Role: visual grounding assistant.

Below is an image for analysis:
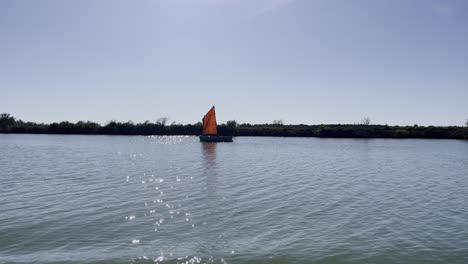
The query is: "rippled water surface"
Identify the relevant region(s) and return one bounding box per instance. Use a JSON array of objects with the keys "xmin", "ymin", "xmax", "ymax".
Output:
[{"xmin": 1, "ymin": 134, "xmax": 468, "ymax": 264}]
